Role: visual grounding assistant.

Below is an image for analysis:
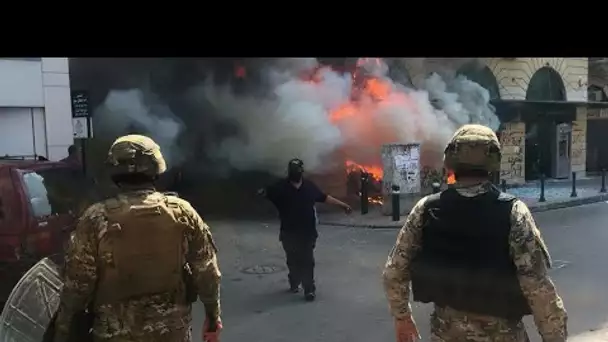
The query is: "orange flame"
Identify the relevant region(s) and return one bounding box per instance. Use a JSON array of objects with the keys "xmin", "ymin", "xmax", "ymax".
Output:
[
  {"xmin": 329, "ymin": 58, "xmax": 406, "ymax": 179},
  {"xmin": 357, "ymin": 192, "xmax": 384, "ymax": 205},
  {"xmin": 447, "ymin": 170, "xmax": 456, "ymax": 185},
  {"xmin": 345, "ymin": 160, "xmax": 383, "ymax": 181},
  {"xmin": 364, "ymin": 78, "xmax": 391, "ymax": 101},
  {"xmin": 306, "ymin": 58, "xmax": 422, "ymax": 183}
]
